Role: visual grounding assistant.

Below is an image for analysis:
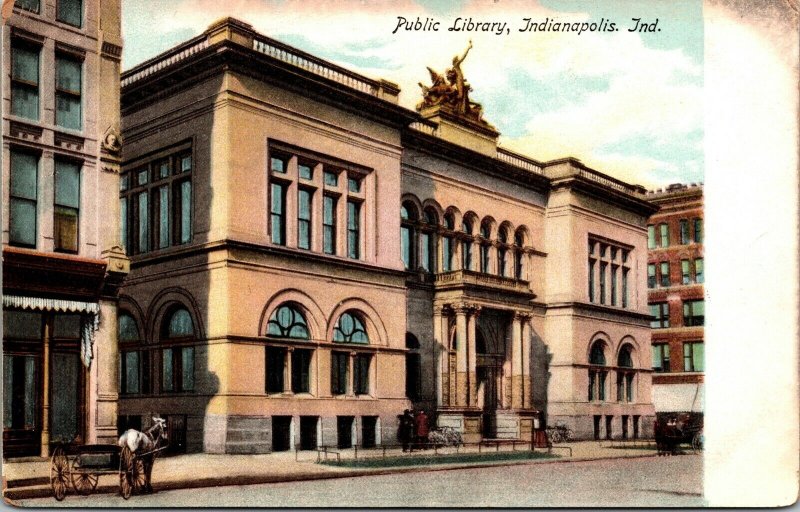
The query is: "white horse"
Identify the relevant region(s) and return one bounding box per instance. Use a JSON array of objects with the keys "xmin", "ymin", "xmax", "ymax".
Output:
[{"xmin": 118, "ymin": 417, "xmax": 168, "ymax": 493}]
